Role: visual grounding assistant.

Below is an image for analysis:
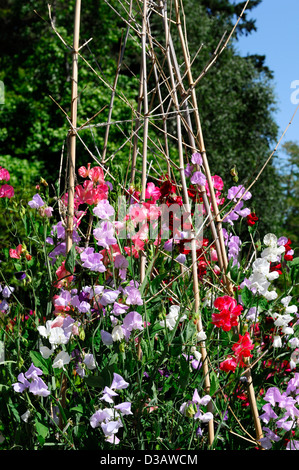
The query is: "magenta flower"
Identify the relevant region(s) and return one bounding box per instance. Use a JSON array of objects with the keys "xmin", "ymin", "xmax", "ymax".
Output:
[
  {"xmin": 0, "ymin": 184, "xmax": 14, "ymax": 198},
  {"xmin": 0, "ymin": 166, "xmax": 10, "ymax": 181}
]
